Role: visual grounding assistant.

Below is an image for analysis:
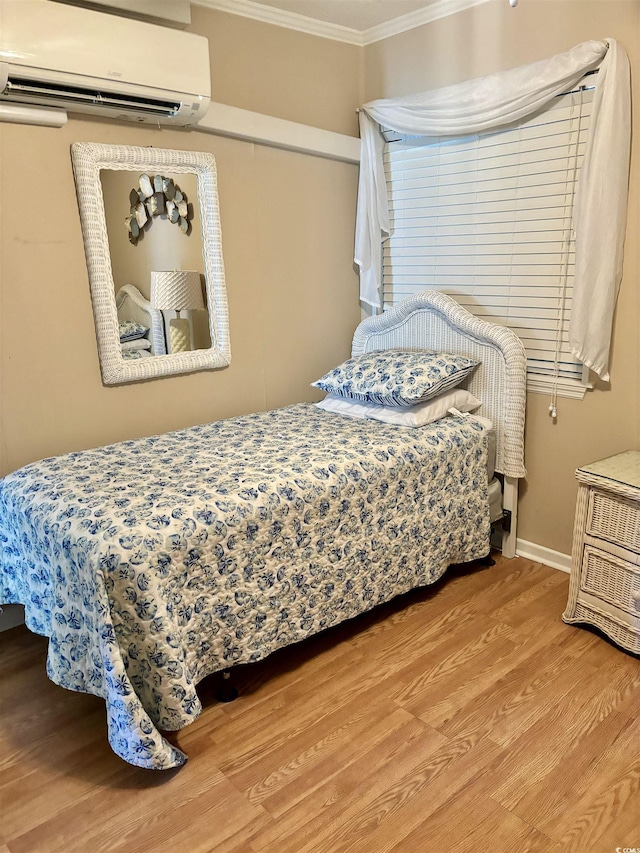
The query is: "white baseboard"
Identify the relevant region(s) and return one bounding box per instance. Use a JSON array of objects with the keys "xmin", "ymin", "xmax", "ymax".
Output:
[{"xmin": 516, "ymin": 539, "xmax": 571, "ymax": 573}]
